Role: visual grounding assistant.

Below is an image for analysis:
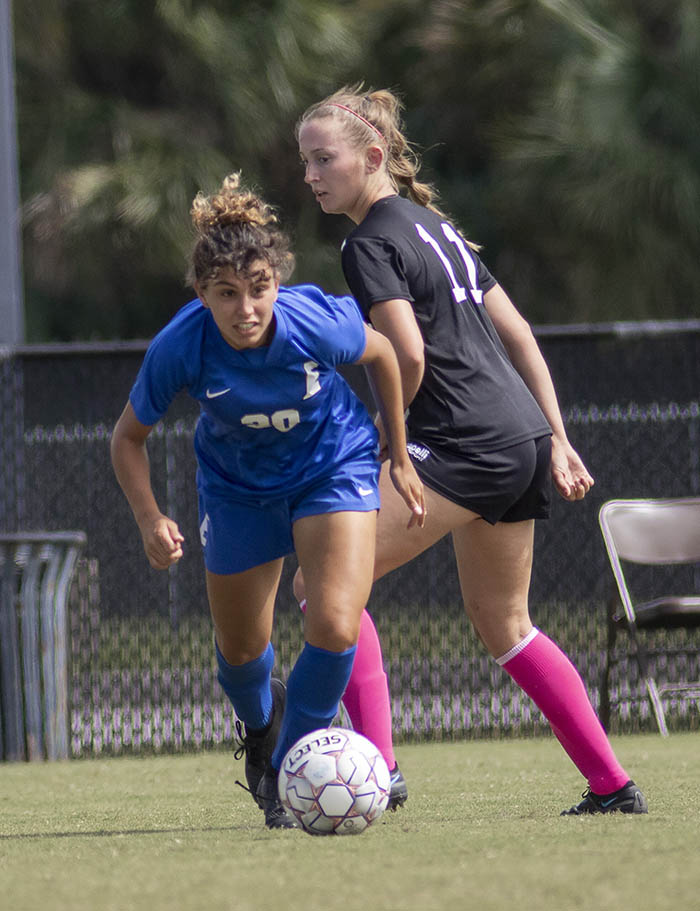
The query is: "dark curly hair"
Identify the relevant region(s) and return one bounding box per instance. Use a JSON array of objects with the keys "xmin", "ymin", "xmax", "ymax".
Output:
[{"xmin": 187, "ymin": 173, "xmax": 294, "ymax": 287}]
